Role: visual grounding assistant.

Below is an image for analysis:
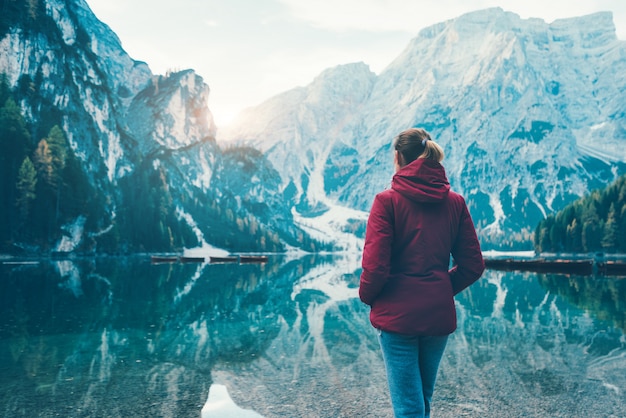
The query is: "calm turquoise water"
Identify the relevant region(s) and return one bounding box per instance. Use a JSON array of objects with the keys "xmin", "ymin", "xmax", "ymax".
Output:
[{"xmin": 1, "ymin": 255, "xmax": 625, "ymax": 417}]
